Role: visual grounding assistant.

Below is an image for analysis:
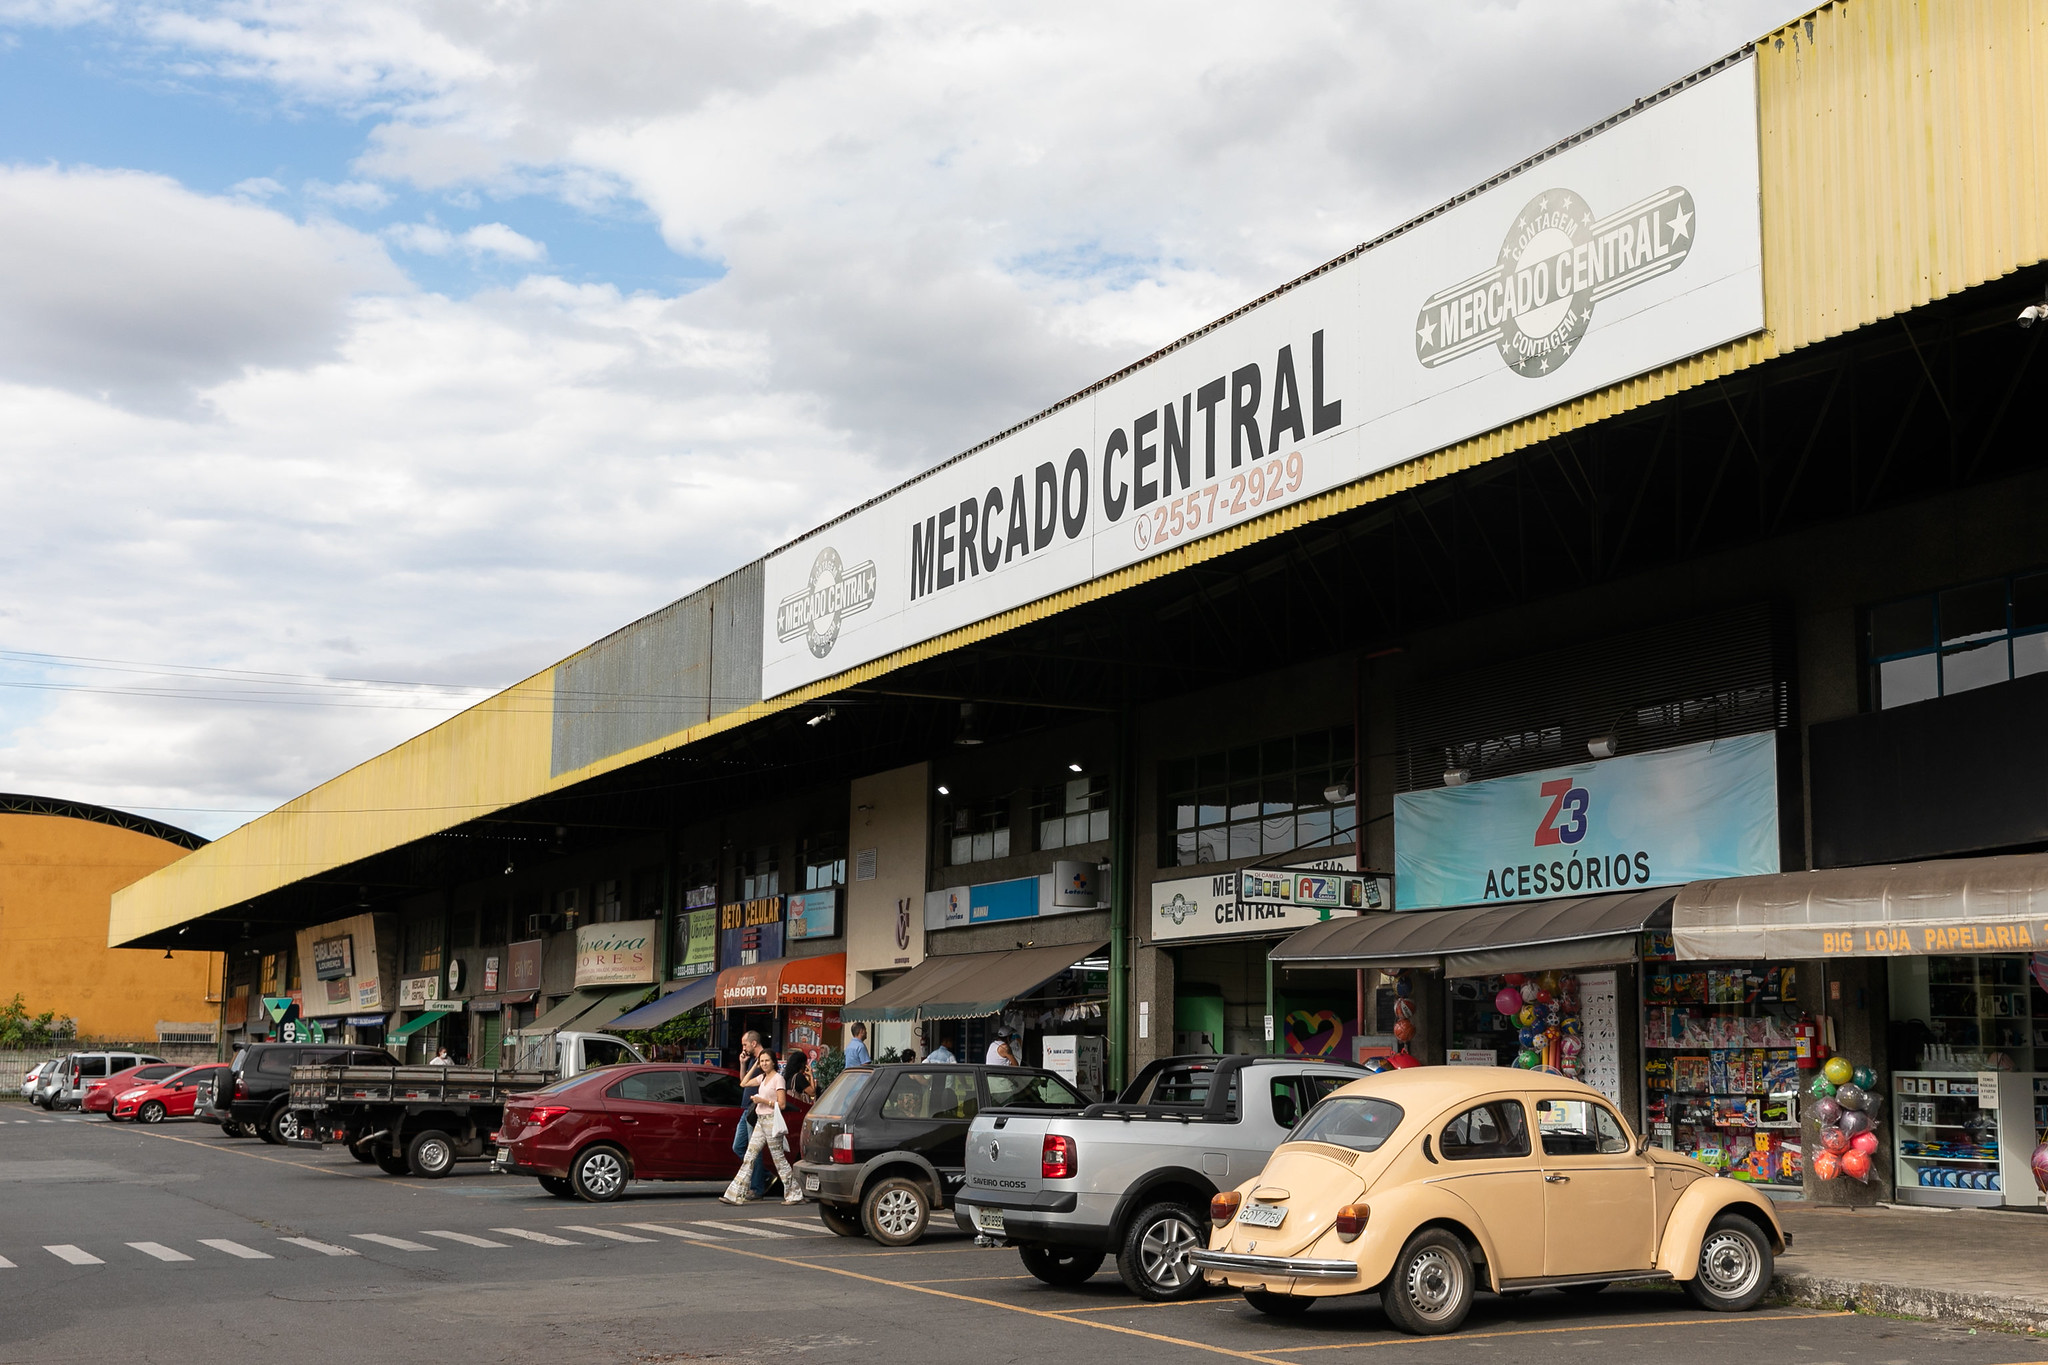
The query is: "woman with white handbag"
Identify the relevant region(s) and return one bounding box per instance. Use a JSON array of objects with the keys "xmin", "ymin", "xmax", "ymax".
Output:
[{"xmin": 721, "ymin": 1047, "xmax": 802, "ymax": 1205}]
